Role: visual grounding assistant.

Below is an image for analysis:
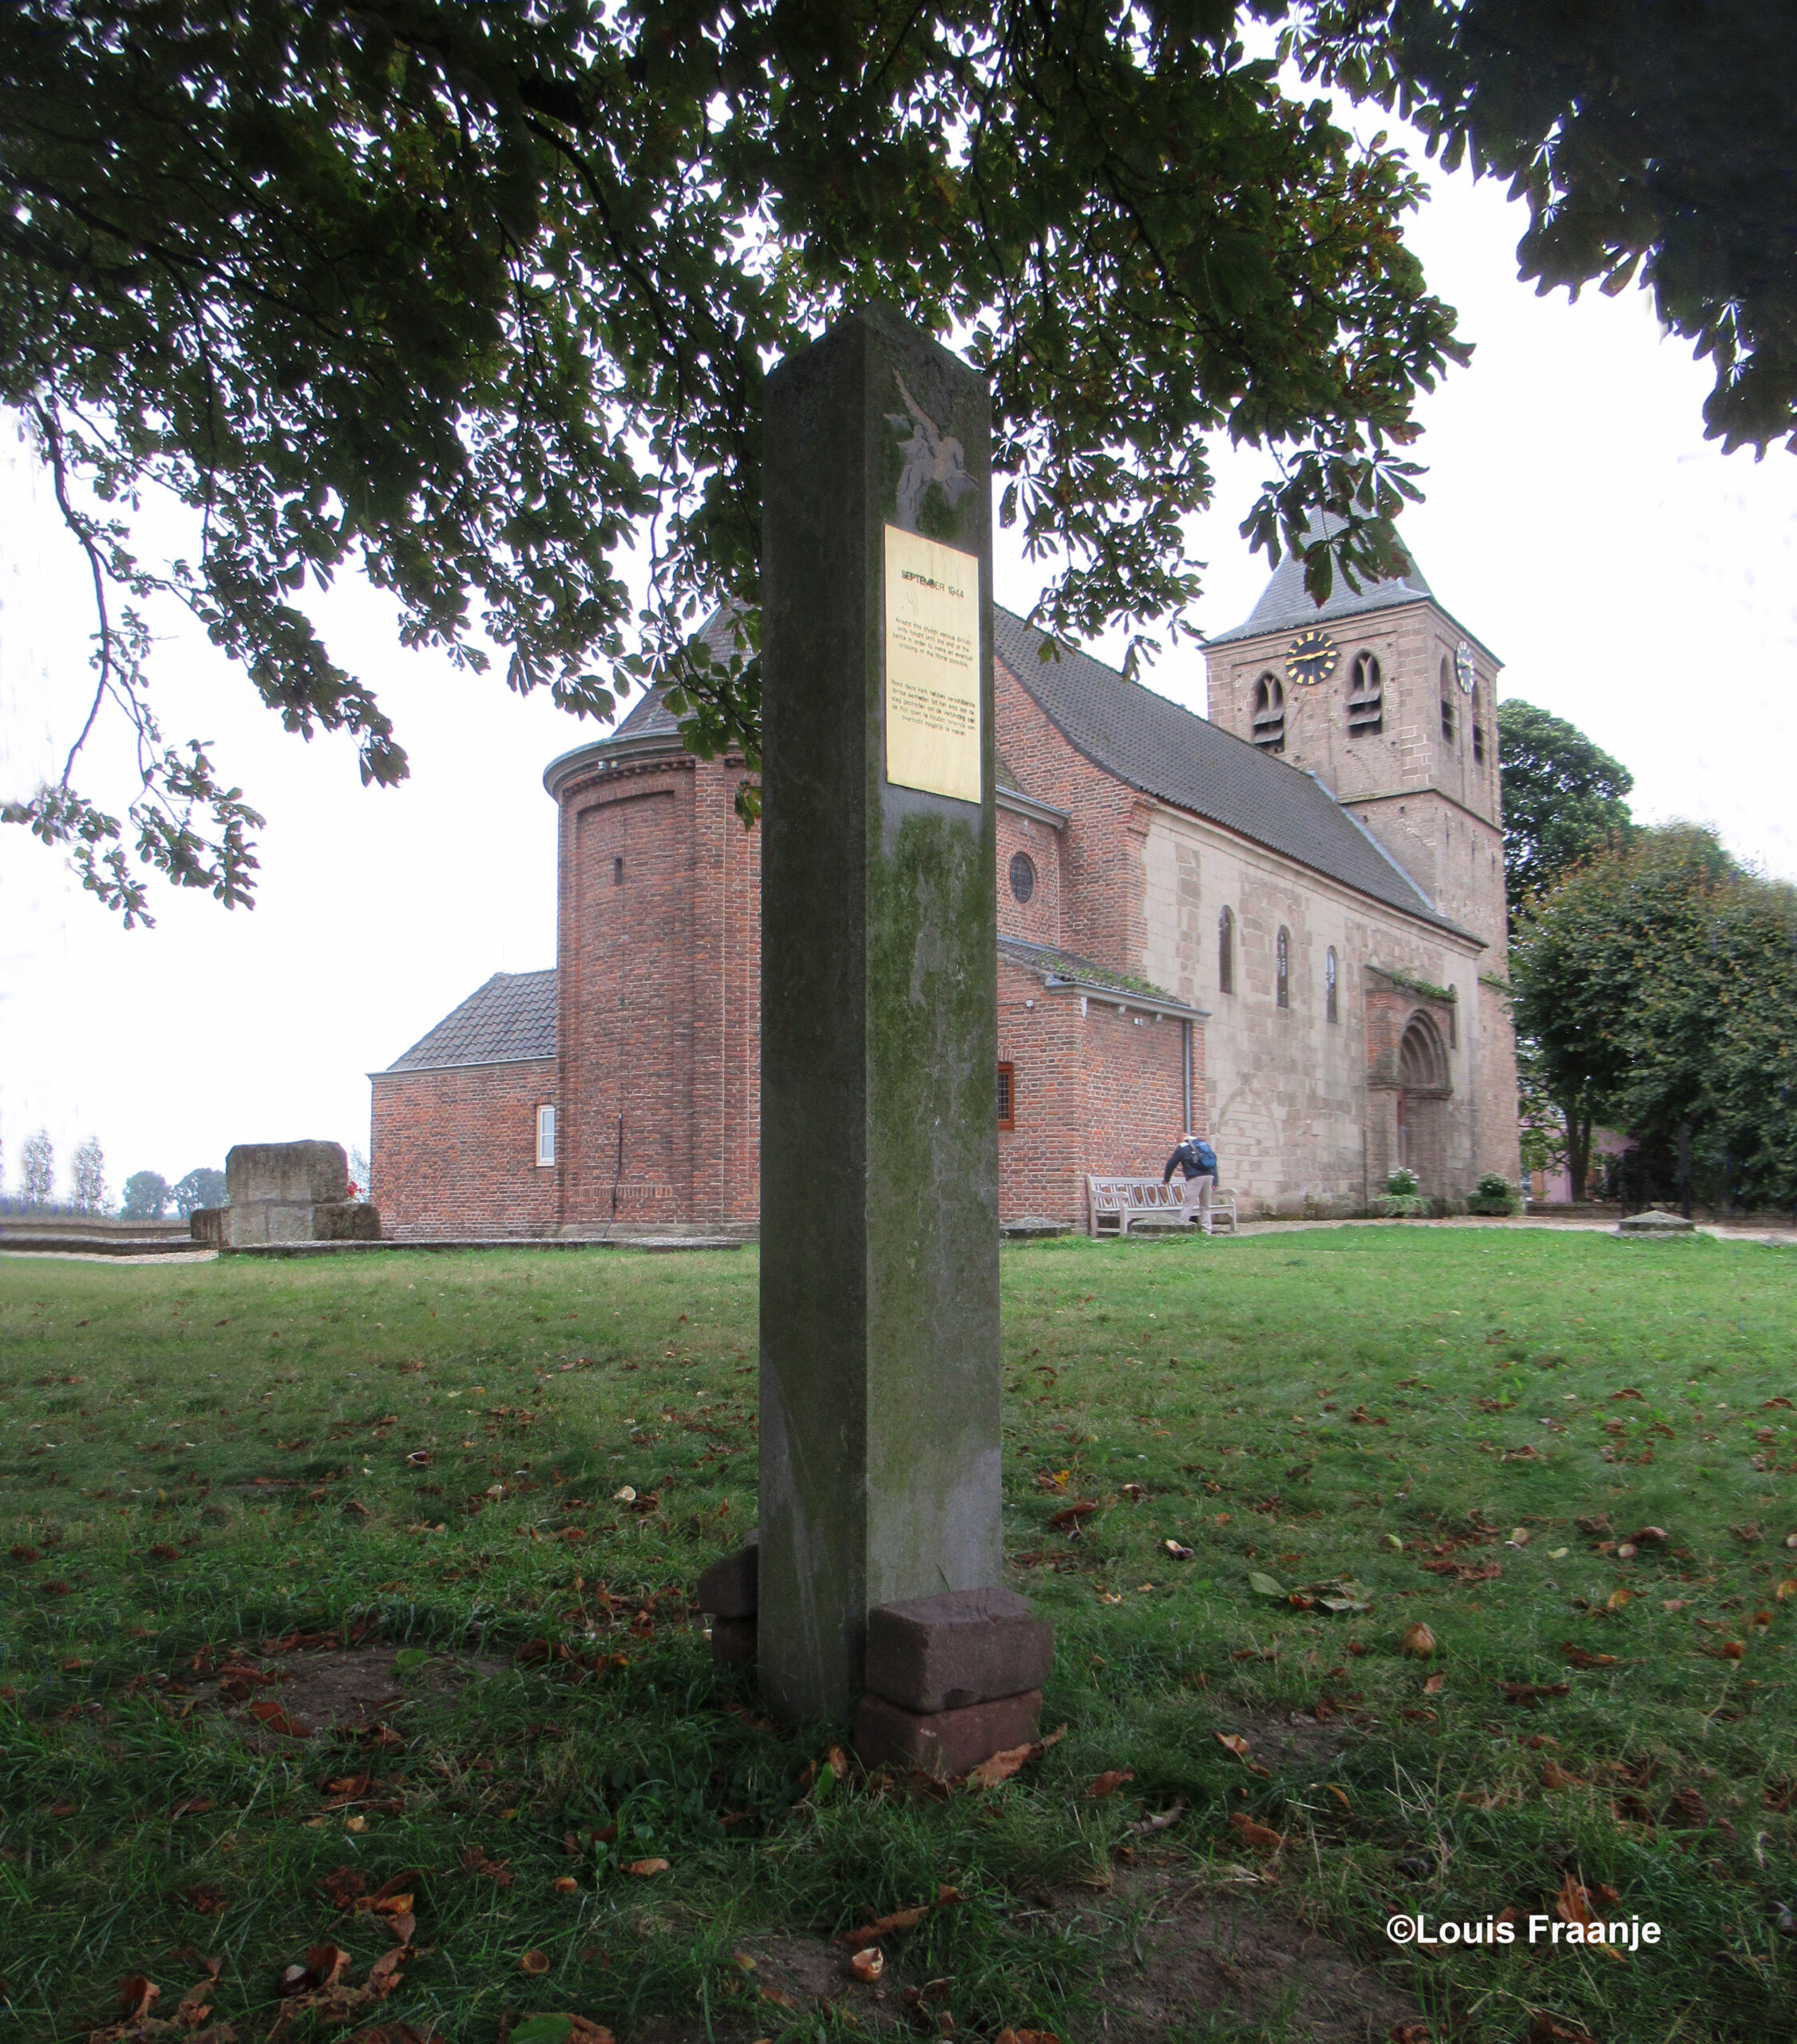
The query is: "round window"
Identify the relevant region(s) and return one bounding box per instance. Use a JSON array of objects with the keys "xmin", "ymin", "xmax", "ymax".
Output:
[{"xmin": 1008, "ymin": 851, "xmax": 1037, "ymax": 905}]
